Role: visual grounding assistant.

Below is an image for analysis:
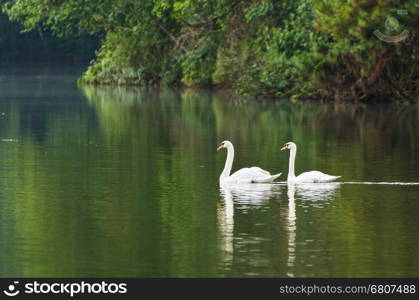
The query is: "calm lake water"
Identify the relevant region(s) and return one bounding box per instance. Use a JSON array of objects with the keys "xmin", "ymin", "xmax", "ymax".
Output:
[{"xmin": 0, "ymin": 65, "xmax": 418, "ymax": 277}]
